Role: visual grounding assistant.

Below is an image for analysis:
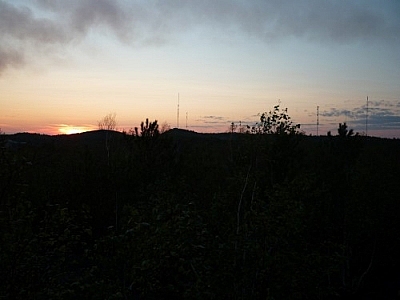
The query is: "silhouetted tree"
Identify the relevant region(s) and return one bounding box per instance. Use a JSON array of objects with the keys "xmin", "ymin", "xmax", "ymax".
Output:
[
  {"xmin": 133, "ymin": 118, "xmax": 159, "ymax": 138},
  {"xmin": 97, "ymin": 113, "xmax": 118, "ymax": 167},
  {"xmin": 338, "ymin": 122, "xmax": 354, "ymax": 137},
  {"xmin": 123, "ymin": 119, "xmax": 176, "ymax": 192},
  {"xmin": 98, "ymin": 113, "xmax": 117, "ymax": 130},
  {"xmin": 251, "ymin": 104, "xmax": 302, "ymax": 135}
]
